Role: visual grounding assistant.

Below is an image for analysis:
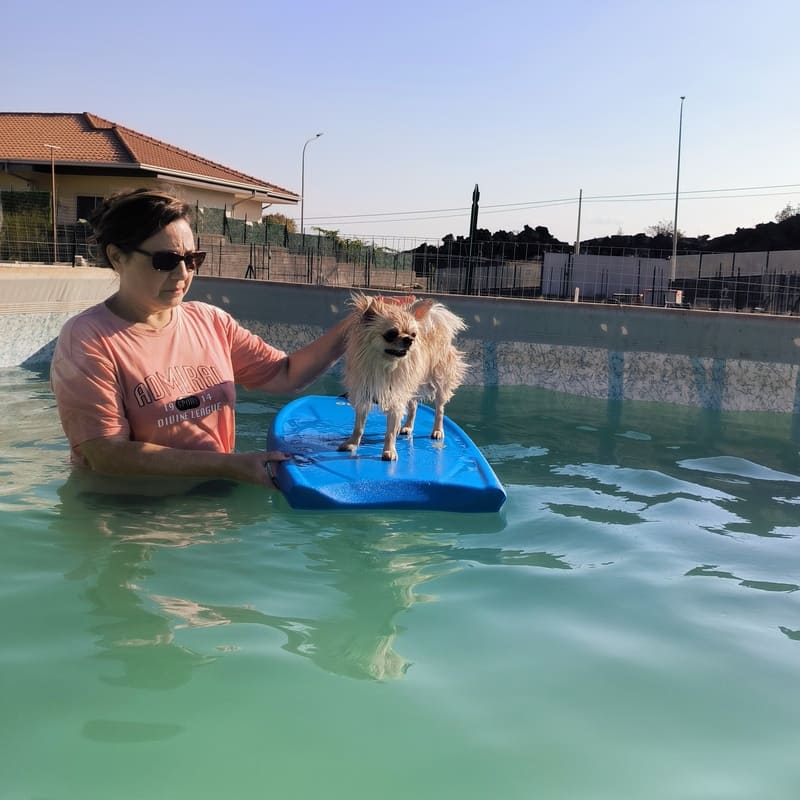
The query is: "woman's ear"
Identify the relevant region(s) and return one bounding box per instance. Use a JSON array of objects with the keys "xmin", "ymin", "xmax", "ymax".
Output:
[{"xmin": 105, "ymin": 244, "xmax": 124, "ymax": 270}]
